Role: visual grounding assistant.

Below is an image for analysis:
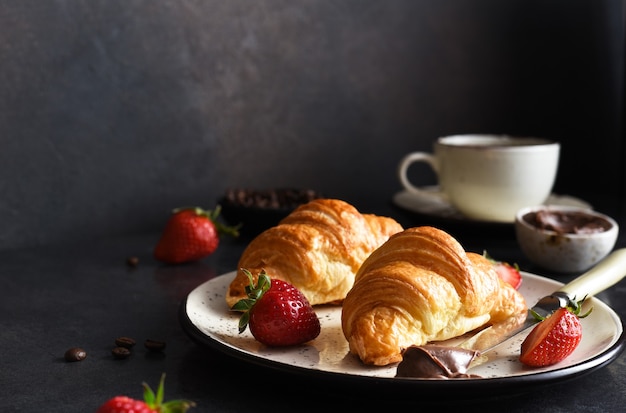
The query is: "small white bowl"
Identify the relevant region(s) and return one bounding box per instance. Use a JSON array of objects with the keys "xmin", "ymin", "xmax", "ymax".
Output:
[{"xmin": 515, "ymin": 206, "xmax": 619, "ymax": 273}]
